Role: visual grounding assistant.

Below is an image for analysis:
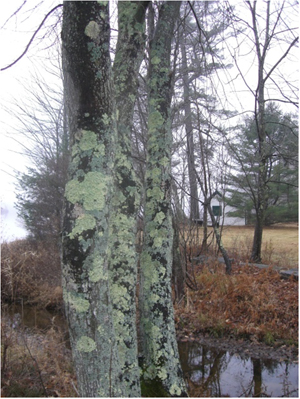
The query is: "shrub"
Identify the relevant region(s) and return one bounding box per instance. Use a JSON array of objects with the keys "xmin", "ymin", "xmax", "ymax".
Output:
[{"xmin": 1, "ymin": 239, "xmax": 62, "ymax": 308}]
